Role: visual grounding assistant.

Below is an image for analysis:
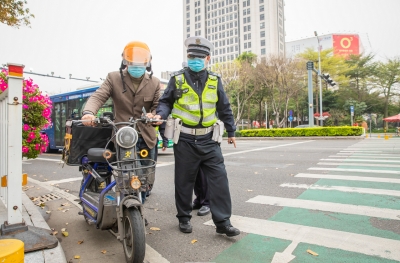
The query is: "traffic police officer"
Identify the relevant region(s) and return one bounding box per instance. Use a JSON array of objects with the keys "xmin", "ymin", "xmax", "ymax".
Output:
[{"xmin": 155, "ymin": 36, "xmax": 240, "ymax": 237}]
